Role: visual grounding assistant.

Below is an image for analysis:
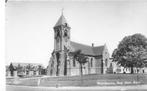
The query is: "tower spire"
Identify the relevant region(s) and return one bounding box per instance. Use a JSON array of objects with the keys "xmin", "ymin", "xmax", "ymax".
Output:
[
  {"xmin": 54, "ymin": 8, "xmax": 69, "ymax": 27},
  {"xmin": 61, "ymin": 8, "xmax": 64, "ymax": 16}
]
